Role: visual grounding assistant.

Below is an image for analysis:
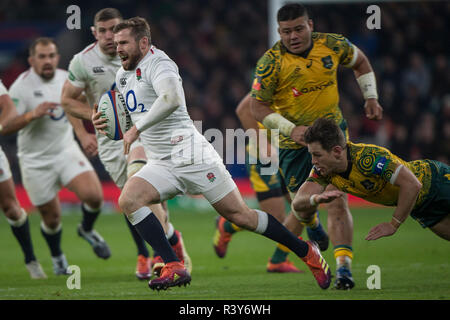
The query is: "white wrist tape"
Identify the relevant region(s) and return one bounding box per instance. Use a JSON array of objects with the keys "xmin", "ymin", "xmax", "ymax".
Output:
[
  {"xmin": 309, "ymin": 194, "xmax": 318, "ymax": 206},
  {"xmin": 357, "ymin": 71, "xmax": 378, "ymax": 100},
  {"xmin": 262, "ymin": 113, "xmax": 296, "ymax": 137}
]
